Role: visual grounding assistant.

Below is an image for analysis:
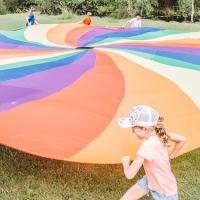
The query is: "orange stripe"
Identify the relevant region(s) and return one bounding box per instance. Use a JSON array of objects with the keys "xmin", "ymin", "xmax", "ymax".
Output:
[
  {"xmin": 47, "ymin": 24, "xmax": 90, "ymax": 46},
  {"xmin": 0, "ymin": 49, "xmax": 72, "ymax": 60},
  {"xmin": 65, "ymin": 26, "xmax": 95, "ymax": 46},
  {"xmin": 69, "ymin": 50, "xmax": 200, "ymax": 163},
  {"xmin": 0, "ymin": 50, "xmax": 124, "ymax": 160}
]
